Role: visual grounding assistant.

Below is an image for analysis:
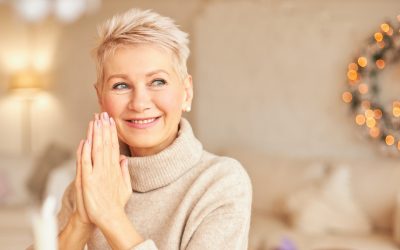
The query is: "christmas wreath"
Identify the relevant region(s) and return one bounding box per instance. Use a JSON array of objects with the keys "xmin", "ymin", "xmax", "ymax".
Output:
[{"xmin": 342, "ymin": 15, "xmax": 400, "ymax": 155}]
